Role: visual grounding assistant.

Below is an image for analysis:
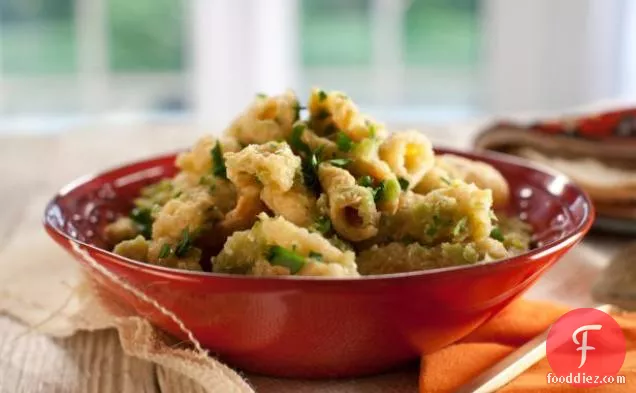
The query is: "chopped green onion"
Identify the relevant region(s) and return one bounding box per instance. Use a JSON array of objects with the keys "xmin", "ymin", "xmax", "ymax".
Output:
[
  {"xmin": 358, "ymin": 175, "xmax": 374, "ymax": 188},
  {"xmin": 376, "ymin": 178, "xmax": 400, "ymax": 203},
  {"xmin": 426, "ymin": 215, "xmax": 442, "ymax": 237},
  {"xmin": 368, "ymin": 123, "xmax": 377, "ymax": 138},
  {"xmin": 174, "ymin": 228, "xmax": 193, "ymax": 257},
  {"xmin": 336, "ymin": 132, "xmax": 353, "ymax": 152},
  {"xmin": 158, "ymin": 243, "xmax": 171, "ymax": 259},
  {"xmin": 328, "ymin": 158, "xmax": 351, "ymax": 168},
  {"xmin": 440, "ymin": 176, "xmax": 452, "ymax": 185},
  {"xmin": 308, "ymin": 251, "xmax": 323, "ymax": 261},
  {"xmin": 317, "ymin": 90, "xmax": 327, "ymax": 101},
  {"xmin": 211, "ymin": 142, "xmax": 227, "ymax": 179},
  {"xmin": 290, "ymin": 124, "xmax": 312, "ymax": 155},
  {"xmin": 301, "ymin": 153, "xmax": 320, "ymax": 194},
  {"xmin": 314, "ymin": 144, "xmax": 326, "ymax": 160},
  {"xmin": 256, "ymin": 93, "xmax": 267, "ymax": 99},
  {"xmin": 398, "ymin": 177, "xmax": 410, "ymax": 190},
  {"xmin": 452, "ymin": 216, "xmax": 468, "ymax": 237},
  {"xmin": 372, "ymin": 181, "xmax": 385, "ymax": 202},
  {"xmin": 490, "ymin": 227, "xmax": 505, "ymax": 242},
  {"xmin": 313, "ymin": 216, "xmax": 332, "ymax": 234},
  {"xmin": 129, "ymin": 207, "xmax": 153, "ymax": 239},
  {"xmin": 267, "ymin": 245, "xmax": 305, "ymax": 274}
]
